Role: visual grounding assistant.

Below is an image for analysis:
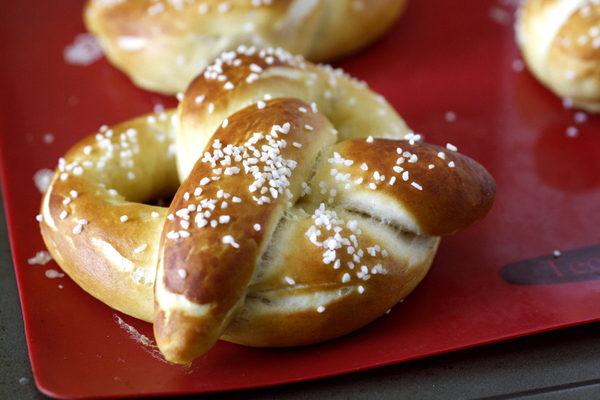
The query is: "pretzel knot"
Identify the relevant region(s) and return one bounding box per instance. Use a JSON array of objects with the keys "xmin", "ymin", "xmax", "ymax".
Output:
[{"xmin": 39, "ymin": 48, "xmax": 496, "ymax": 365}]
